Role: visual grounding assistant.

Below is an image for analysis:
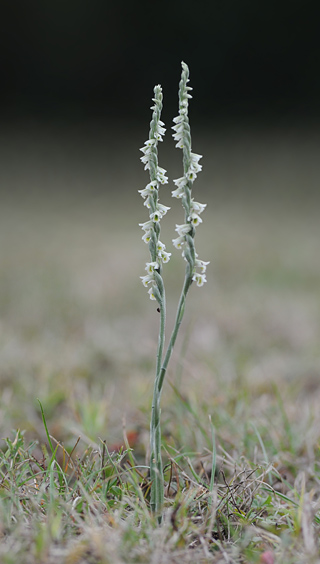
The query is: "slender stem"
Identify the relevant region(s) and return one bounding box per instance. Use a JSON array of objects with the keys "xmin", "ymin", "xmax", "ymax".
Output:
[
  {"xmin": 156, "ymin": 279, "xmax": 166, "ymax": 380},
  {"xmin": 150, "ymin": 267, "xmax": 192, "ymax": 518},
  {"xmin": 150, "ymin": 286, "xmax": 166, "ymax": 517},
  {"xmin": 157, "ymin": 268, "xmax": 192, "ymax": 396},
  {"xmin": 149, "ymin": 390, "xmax": 163, "ymax": 516}
]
